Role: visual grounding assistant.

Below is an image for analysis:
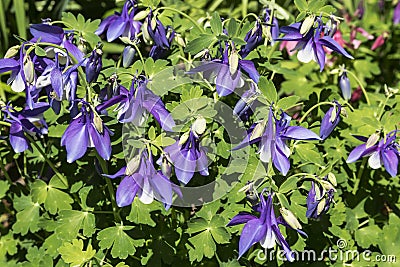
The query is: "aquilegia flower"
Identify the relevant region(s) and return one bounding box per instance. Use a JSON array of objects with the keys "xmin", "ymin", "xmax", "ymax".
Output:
[
  {"xmin": 346, "ymin": 131, "xmax": 400, "ymax": 177},
  {"xmin": 227, "ymin": 191, "xmax": 295, "ymax": 261},
  {"xmin": 61, "ymin": 101, "xmax": 112, "ymax": 163},
  {"xmin": 2, "ymin": 102, "xmax": 49, "ymax": 153},
  {"xmin": 163, "ymin": 117, "xmax": 209, "ymax": 185},
  {"xmin": 104, "ymin": 150, "xmax": 181, "ymax": 209},
  {"xmin": 96, "ymin": 77, "xmax": 175, "ymax": 131},
  {"xmin": 278, "ymin": 17, "xmax": 353, "ymax": 71},
  {"xmin": 306, "ymin": 179, "xmax": 335, "ymax": 219},
  {"xmin": 233, "ymin": 106, "xmax": 321, "ymax": 175},
  {"xmin": 319, "ymin": 101, "xmax": 342, "ymax": 140},
  {"xmin": 187, "ymin": 42, "xmax": 259, "ymax": 97},
  {"xmin": 95, "ymin": 0, "xmax": 142, "ymax": 42},
  {"xmin": 240, "ymin": 21, "xmax": 263, "ymax": 58}
]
